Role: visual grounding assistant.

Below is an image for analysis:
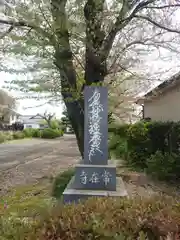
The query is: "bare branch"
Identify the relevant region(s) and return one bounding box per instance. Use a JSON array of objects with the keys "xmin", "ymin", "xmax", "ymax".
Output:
[
  {"xmin": 134, "ymin": 15, "xmax": 180, "ymax": 34},
  {"xmin": 0, "ymin": 25, "xmax": 13, "ymax": 39},
  {"xmin": 51, "ymin": 0, "xmax": 77, "ymax": 90},
  {"xmin": 38, "ymin": 1, "xmax": 52, "ymax": 30},
  {"xmin": 146, "ymin": 4, "xmax": 180, "ymax": 9},
  {"xmin": 0, "ymin": 18, "xmax": 54, "ymax": 41},
  {"xmin": 0, "ymin": 18, "xmax": 33, "ymax": 28},
  {"xmin": 99, "ymin": 0, "xmax": 155, "ymax": 61}
]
